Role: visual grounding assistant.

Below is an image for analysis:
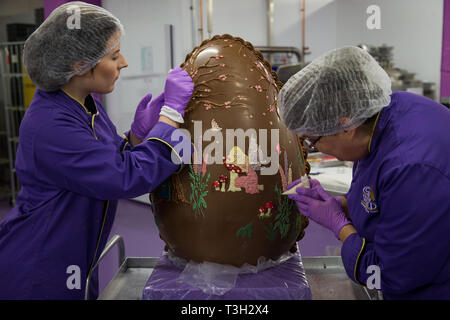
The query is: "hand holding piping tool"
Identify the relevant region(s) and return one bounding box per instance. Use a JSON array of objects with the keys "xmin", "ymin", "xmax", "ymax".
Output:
[{"xmin": 282, "ymin": 175, "xmax": 310, "ymax": 195}]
